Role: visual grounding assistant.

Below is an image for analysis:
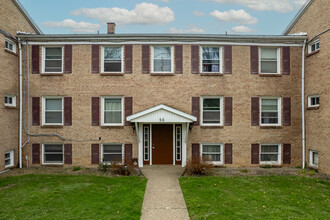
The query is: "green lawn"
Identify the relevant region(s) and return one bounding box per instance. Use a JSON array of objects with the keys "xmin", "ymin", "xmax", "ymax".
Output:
[
  {"xmin": 0, "ymin": 174, "xmax": 147, "ymax": 220},
  {"xmin": 180, "ymin": 176, "xmax": 330, "ymax": 219}
]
